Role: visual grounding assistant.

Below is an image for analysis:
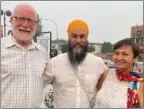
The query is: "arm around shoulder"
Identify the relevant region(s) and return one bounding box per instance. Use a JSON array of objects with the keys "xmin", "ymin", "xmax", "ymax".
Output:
[{"xmin": 96, "ymin": 69, "xmax": 110, "ymax": 91}]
